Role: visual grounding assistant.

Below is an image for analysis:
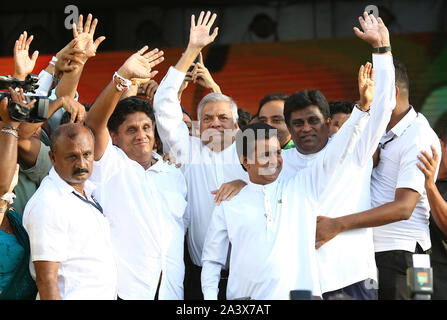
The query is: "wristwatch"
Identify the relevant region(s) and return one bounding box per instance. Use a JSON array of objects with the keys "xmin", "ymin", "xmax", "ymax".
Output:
[{"xmin": 373, "ymin": 46, "xmax": 392, "ymax": 54}]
